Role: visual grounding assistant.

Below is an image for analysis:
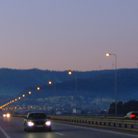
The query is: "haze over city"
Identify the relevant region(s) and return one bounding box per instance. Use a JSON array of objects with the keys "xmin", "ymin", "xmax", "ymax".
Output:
[{"xmin": 0, "ymin": 0, "xmax": 138, "ymax": 71}]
